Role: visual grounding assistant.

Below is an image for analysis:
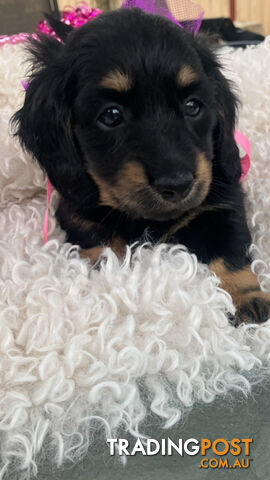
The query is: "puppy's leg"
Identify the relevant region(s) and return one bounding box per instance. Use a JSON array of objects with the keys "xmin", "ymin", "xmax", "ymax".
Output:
[
  {"xmin": 210, "ymin": 259, "xmax": 270, "ymax": 325},
  {"xmin": 57, "ymin": 198, "xmax": 126, "ymax": 264},
  {"xmin": 80, "ymin": 236, "xmax": 126, "ymax": 263}
]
